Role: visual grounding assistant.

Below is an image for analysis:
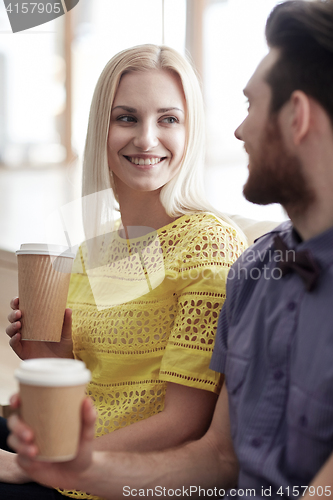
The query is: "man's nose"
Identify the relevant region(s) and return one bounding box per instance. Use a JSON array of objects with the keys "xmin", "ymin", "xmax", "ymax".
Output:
[
  {"xmin": 234, "ymin": 120, "xmax": 244, "ymax": 141},
  {"xmin": 133, "ymin": 122, "xmax": 159, "ymax": 151}
]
